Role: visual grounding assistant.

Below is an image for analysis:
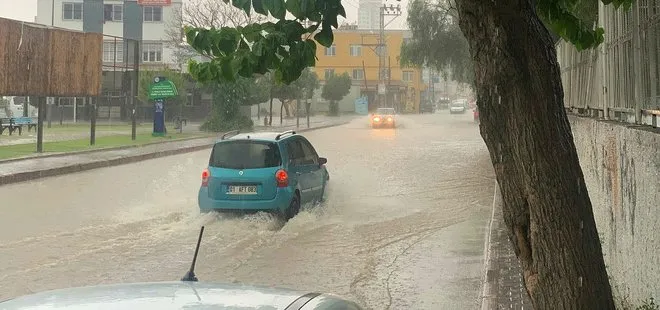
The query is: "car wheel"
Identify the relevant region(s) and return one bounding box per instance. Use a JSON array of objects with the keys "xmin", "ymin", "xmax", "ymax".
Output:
[{"xmin": 284, "ymin": 194, "xmax": 301, "ymax": 221}]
